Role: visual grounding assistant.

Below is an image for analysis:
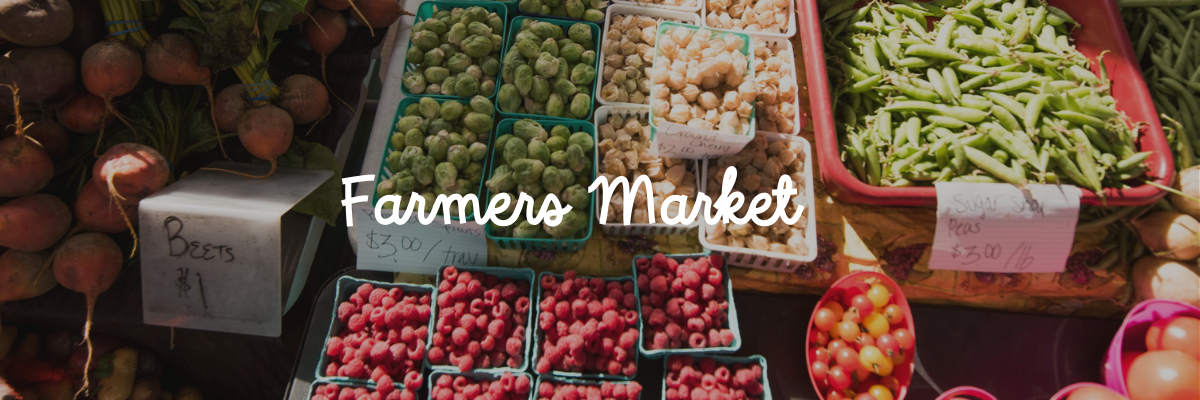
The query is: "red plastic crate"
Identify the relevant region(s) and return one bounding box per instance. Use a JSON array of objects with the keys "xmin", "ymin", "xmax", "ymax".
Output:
[{"xmin": 798, "ymin": 0, "xmax": 1176, "ymax": 207}]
